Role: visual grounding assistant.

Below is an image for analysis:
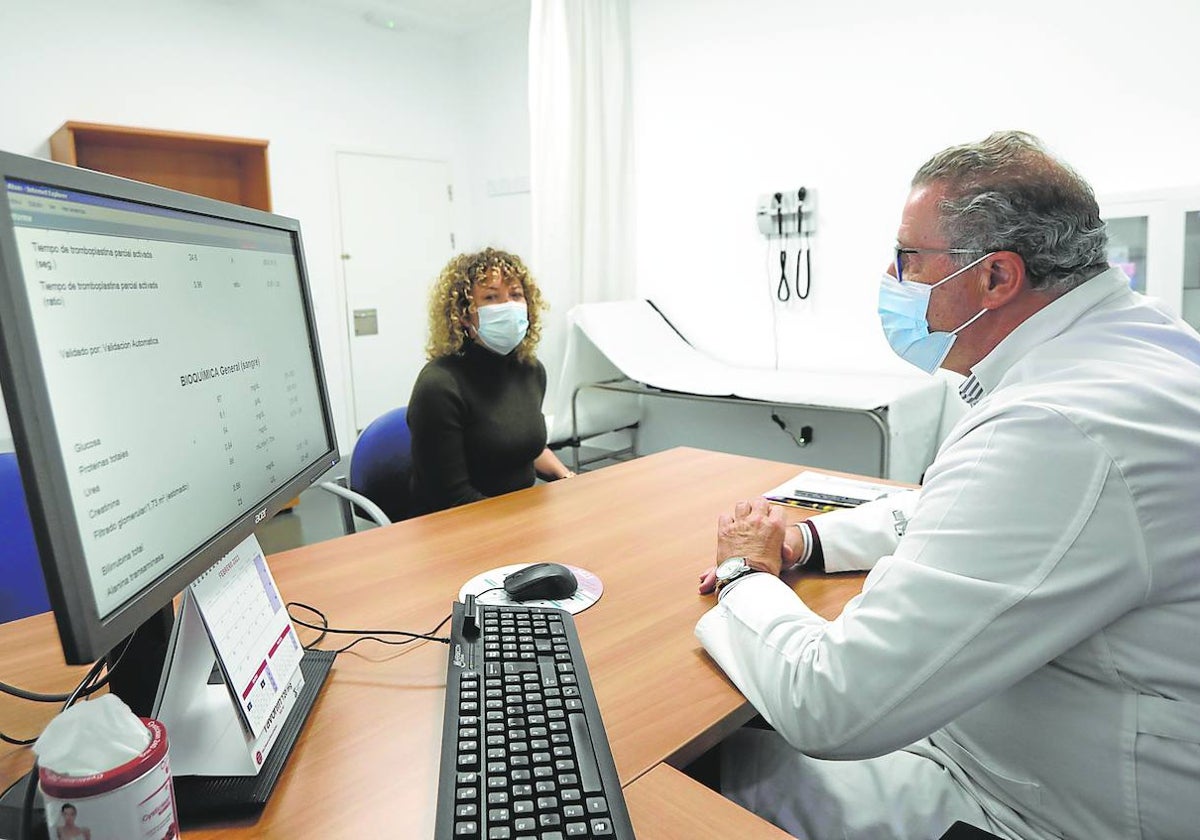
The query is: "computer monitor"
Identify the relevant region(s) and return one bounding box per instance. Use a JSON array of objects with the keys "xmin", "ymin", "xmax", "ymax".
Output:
[{"xmin": 0, "ymin": 151, "xmax": 339, "ymax": 673}]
